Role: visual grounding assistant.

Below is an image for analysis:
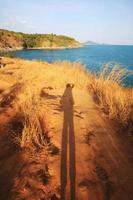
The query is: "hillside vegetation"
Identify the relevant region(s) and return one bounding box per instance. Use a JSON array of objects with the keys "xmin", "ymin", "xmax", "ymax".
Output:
[
  {"xmin": 0, "ymin": 29, "xmax": 81, "ymax": 51},
  {"xmin": 0, "ymin": 57, "xmax": 132, "ymax": 200}
]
